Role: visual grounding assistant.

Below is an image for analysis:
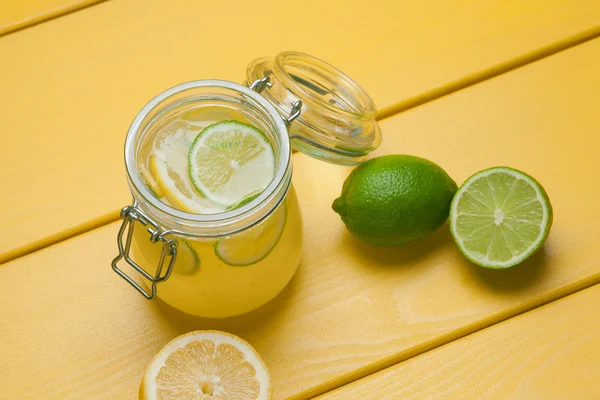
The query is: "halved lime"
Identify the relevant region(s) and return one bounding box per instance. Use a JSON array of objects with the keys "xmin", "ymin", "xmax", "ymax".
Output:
[
  {"xmin": 450, "ymin": 167, "xmax": 552, "ymax": 269},
  {"xmin": 174, "ymin": 240, "xmax": 200, "ymax": 275},
  {"xmin": 188, "ymin": 121, "xmax": 275, "ymax": 207},
  {"xmin": 215, "ymin": 204, "xmax": 286, "ymax": 267},
  {"xmin": 149, "ymin": 154, "xmax": 219, "ymax": 214}
]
